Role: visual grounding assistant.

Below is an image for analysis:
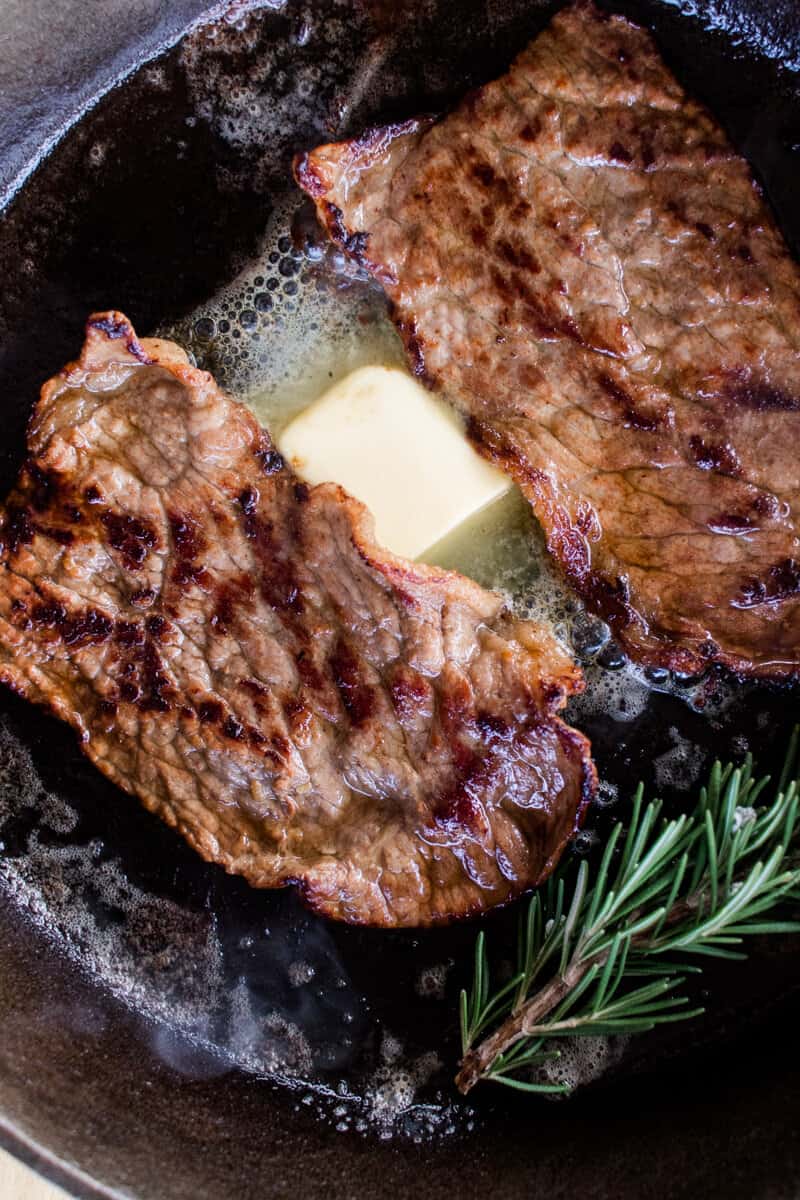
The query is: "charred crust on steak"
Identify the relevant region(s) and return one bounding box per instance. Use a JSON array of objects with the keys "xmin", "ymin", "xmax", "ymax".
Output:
[
  {"xmin": 688, "ymin": 435, "xmax": 742, "ymax": 476},
  {"xmin": 724, "ymin": 367, "xmax": 800, "ymax": 413},
  {"xmin": 597, "ymin": 372, "xmax": 663, "ymax": 432},
  {"xmin": 736, "ymin": 558, "xmax": 800, "ymax": 608},
  {"xmin": 28, "ymin": 599, "xmax": 114, "ymax": 649},
  {"xmin": 101, "ymin": 511, "xmax": 159, "ymax": 571},
  {"xmin": 87, "ymin": 313, "xmax": 152, "ymax": 363},
  {"xmin": 3, "ymin": 505, "xmax": 35, "ymax": 555},
  {"xmin": 329, "ymin": 638, "xmax": 376, "ymax": 726},
  {"xmin": 168, "ymin": 512, "xmax": 210, "ymax": 589}
]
